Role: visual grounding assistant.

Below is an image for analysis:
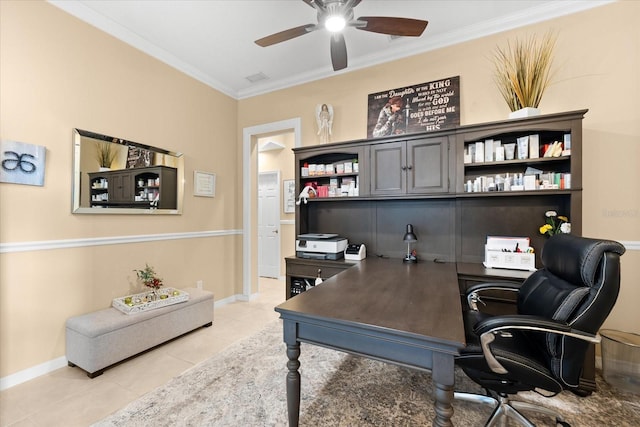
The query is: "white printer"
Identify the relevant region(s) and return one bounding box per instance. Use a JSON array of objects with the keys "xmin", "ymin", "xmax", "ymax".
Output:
[{"xmin": 296, "ymin": 233, "xmax": 348, "ymax": 260}]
